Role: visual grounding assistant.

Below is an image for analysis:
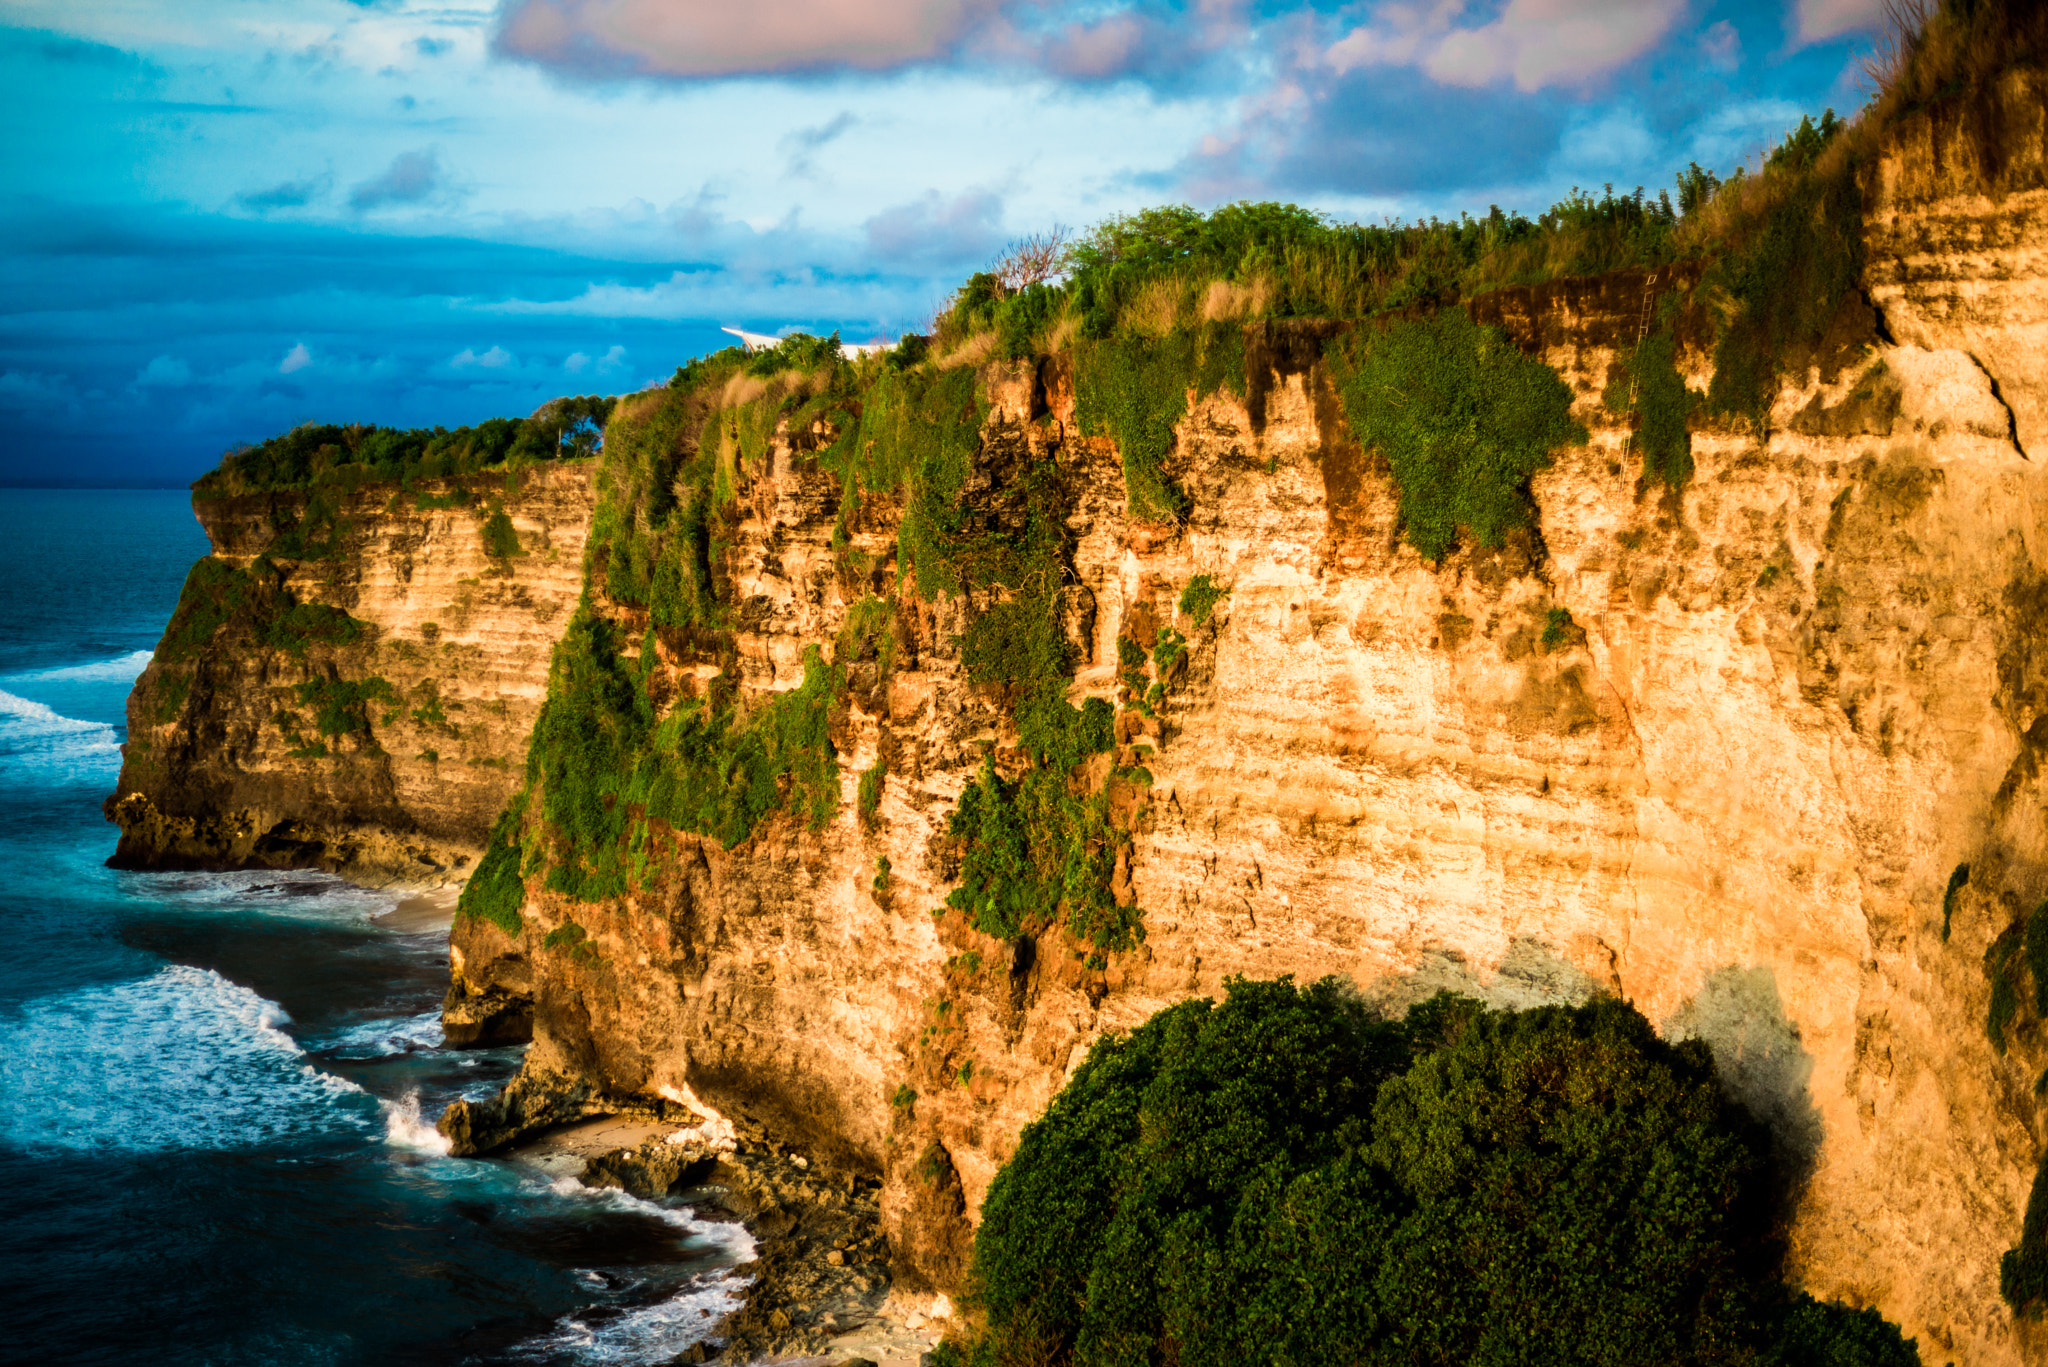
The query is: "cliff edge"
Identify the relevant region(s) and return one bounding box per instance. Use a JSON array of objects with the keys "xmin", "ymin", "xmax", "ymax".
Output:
[
  {"xmin": 435, "ymin": 69, "xmax": 2048, "ymax": 1365},
  {"xmin": 106, "ymin": 460, "xmax": 595, "ymax": 886}
]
